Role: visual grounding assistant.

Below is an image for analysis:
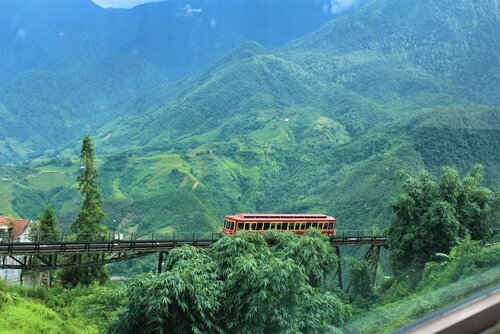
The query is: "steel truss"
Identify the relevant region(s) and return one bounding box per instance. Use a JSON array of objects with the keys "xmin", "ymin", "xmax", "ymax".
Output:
[
  {"xmin": 1, "ymin": 251, "xmax": 156, "ymax": 270},
  {"xmin": 342, "ymin": 244, "xmax": 387, "ymax": 292}
]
